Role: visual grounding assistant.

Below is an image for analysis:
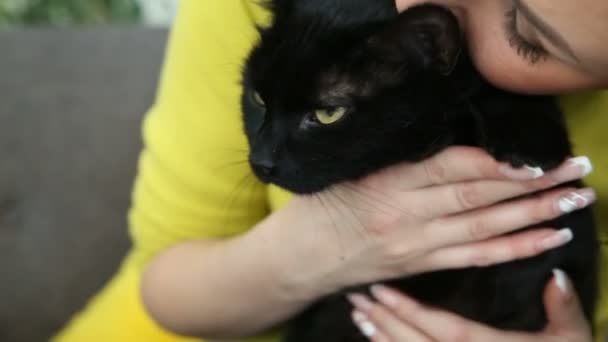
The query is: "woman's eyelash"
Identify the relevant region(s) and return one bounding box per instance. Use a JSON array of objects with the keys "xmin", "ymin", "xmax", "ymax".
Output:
[{"xmin": 504, "ymin": 7, "xmax": 548, "ymax": 64}]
